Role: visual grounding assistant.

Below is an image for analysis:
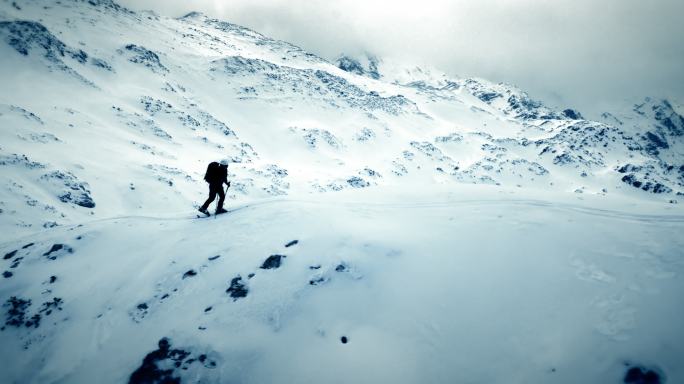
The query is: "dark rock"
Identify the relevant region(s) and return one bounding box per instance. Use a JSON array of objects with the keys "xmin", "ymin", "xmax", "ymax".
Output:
[
  {"xmin": 3, "ymin": 250, "xmax": 17, "ymax": 260},
  {"xmin": 335, "ymin": 55, "xmax": 380, "ymax": 80},
  {"xmin": 40, "ymin": 170, "xmax": 95, "ymax": 208},
  {"xmin": 129, "ymin": 338, "xmax": 189, "ymax": 384},
  {"xmin": 624, "ymin": 366, "xmax": 663, "ymax": 384},
  {"xmin": 622, "ymin": 174, "xmax": 643, "ymax": 188},
  {"xmin": 10, "ymin": 257, "xmax": 23, "ymax": 268},
  {"xmin": 91, "ymin": 57, "xmax": 113, "ymax": 71},
  {"xmin": 335, "ymin": 263, "xmax": 347, "ymax": 272},
  {"xmin": 260, "ymin": 254, "xmax": 286, "ymax": 269},
  {"xmin": 285, "ymin": 240, "xmax": 299, "ymax": 248},
  {"xmin": 123, "ymin": 44, "xmax": 168, "ymax": 74},
  {"xmin": 309, "ymin": 265, "xmax": 321, "ymax": 270},
  {"xmin": 208, "ymin": 255, "xmax": 220, "ymax": 261},
  {"xmin": 3, "ymin": 296, "xmax": 31, "ymax": 328},
  {"xmin": 644, "ymin": 131, "xmax": 668, "ymax": 156},
  {"xmin": 25, "ymin": 313, "xmax": 41, "ymax": 328},
  {"xmin": 49, "ymin": 275, "xmax": 57, "ymax": 284},
  {"xmin": 137, "ymin": 303, "xmax": 148, "ymax": 310},
  {"xmin": 226, "ymin": 276, "xmax": 248, "ymax": 300},
  {"xmin": 204, "ymin": 306, "xmax": 212, "ymax": 312},
  {"xmin": 618, "ymin": 164, "xmax": 642, "ymax": 174},
  {"xmin": 39, "ymin": 297, "xmax": 63, "ymax": 316},
  {"xmin": 562, "ymin": 109, "xmax": 583, "ymax": 120},
  {"xmin": 341, "ymin": 336, "xmax": 348, "ymax": 344},
  {"xmin": 347, "ymin": 176, "xmax": 369, "ymax": 188},
  {"xmin": 70, "ymin": 49, "xmax": 88, "ymax": 63},
  {"xmin": 2, "ymin": 271, "xmax": 12, "ymax": 278},
  {"xmin": 336, "ymin": 56, "xmax": 365, "ymax": 76},
  {"xmin": 0, "ymin": 20, "xmax": 67, "ymax": 59},
  {"xmin": 478, "ymin": 92, "xmax": 502, "ymax": 102},
  {"xmin": 182, "ymin": 270, "xmax": 197, "ymax": 279},
  {"xmin": 309, "ymin": 276, "xmax": 328, "ymax": 286},
  {"xmin": 22, "ymin": 243, "xmax": 34, "ymax": 249},
  {"xmin": 553, "ymin": 153, "xmax": 573, "ymax": 165},
  {"xmin": 0, "ymin": 153, "xmax": 46, "ymax": 168},
  {"xmin": 43, "ymin": 244, "xmax": 74, "ymax": 260}
]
